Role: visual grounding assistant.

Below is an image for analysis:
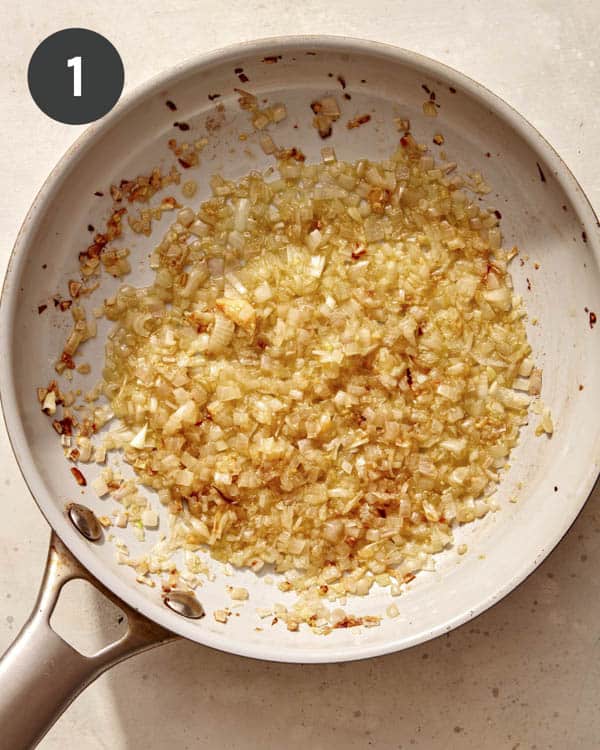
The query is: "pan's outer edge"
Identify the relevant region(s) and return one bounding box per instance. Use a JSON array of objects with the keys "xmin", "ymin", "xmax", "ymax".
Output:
[{"xmin": 1, "ymin": 35, "xmax": 599, "ymax": 664}]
